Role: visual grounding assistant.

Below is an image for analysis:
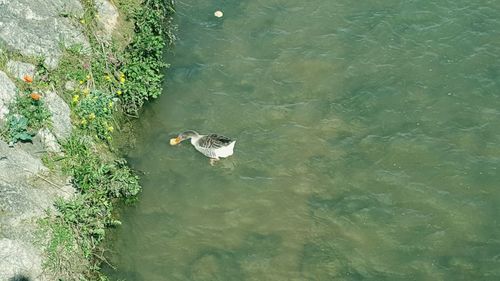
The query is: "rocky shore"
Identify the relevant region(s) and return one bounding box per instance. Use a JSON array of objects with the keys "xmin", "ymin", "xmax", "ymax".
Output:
[
  {"xmin": 0, "ymin": 0, "xmax": 173, "ymax": 279},
  {"xmin": 0, "ymin": 1, "xmax": 91, "ymax": 278}
]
